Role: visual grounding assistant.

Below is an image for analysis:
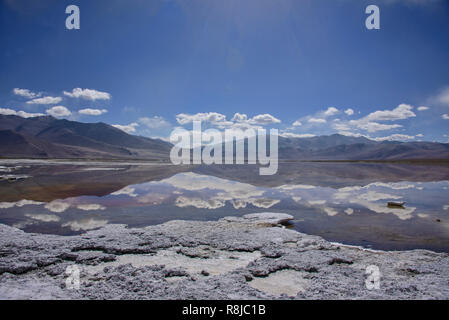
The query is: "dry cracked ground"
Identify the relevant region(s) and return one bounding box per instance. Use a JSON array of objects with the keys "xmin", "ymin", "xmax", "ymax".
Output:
[{"xmin": 0, "ymin": 213, "xmax": 448, "ymax": 300}]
